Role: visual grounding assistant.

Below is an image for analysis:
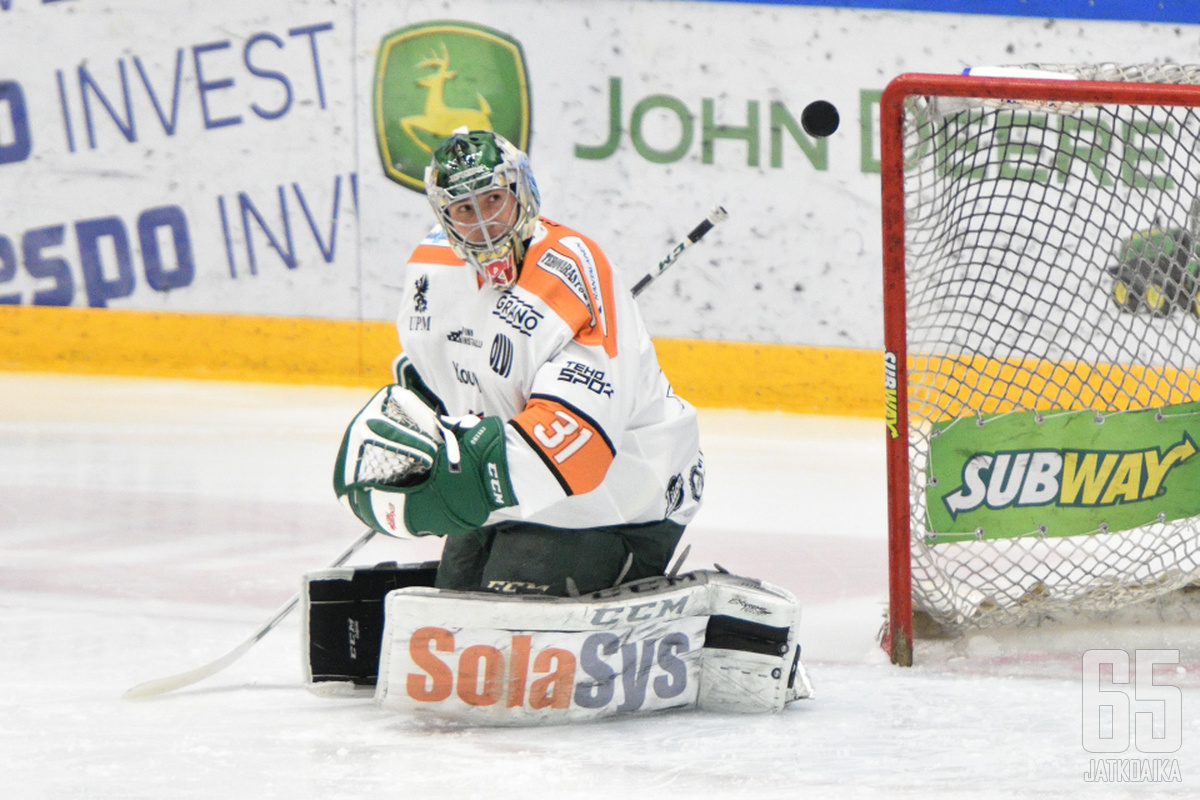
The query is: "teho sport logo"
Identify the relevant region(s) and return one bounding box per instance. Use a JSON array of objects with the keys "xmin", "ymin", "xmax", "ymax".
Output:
[{"xmin": 373, "ymin": 21, "xmax": 531, "ymax": 192}]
